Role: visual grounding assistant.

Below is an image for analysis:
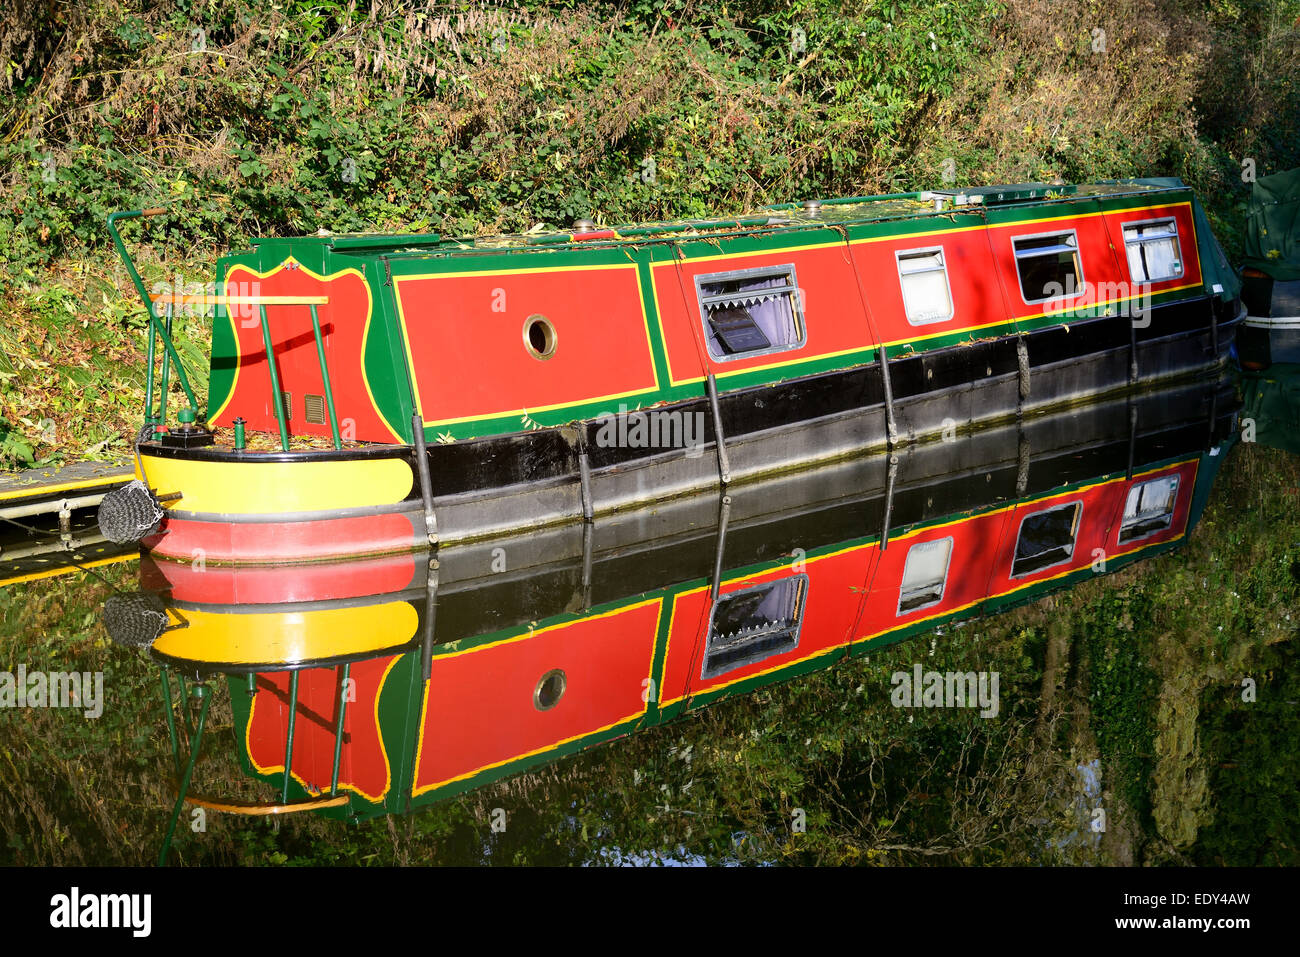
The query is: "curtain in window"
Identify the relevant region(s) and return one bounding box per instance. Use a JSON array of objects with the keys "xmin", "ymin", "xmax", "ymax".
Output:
[{"xmin": 1124, "ymin": 223, "xmax": 1181, "ymax": 281}]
